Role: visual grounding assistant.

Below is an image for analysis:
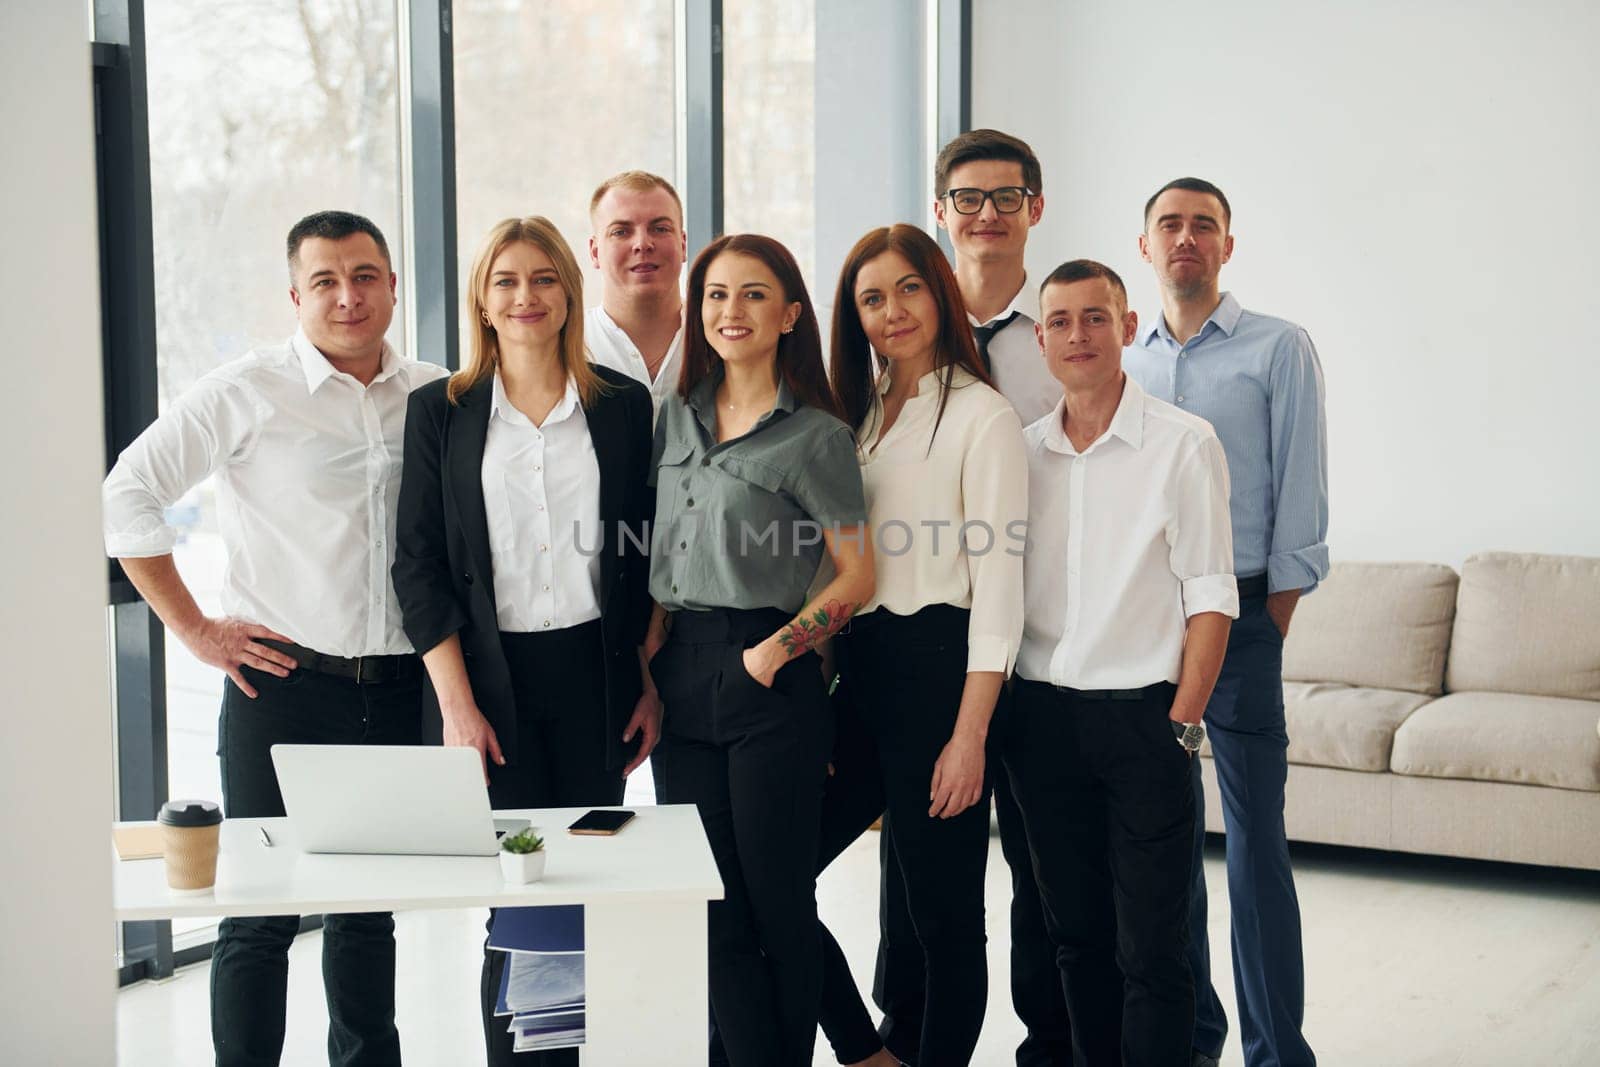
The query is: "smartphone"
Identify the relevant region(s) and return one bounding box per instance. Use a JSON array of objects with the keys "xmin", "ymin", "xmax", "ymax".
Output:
[{"xmin": 568, "ymin": 809, "xmax": 636, "ymax": 836}]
